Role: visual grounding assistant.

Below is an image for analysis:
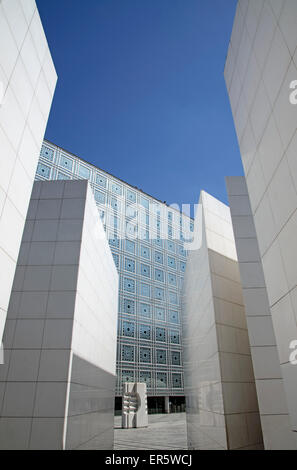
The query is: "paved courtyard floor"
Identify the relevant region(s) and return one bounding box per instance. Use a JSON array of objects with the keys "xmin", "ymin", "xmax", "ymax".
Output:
[{"xmin": 114, "ymin": 413, "xmax": 188, "ymax": 450}]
